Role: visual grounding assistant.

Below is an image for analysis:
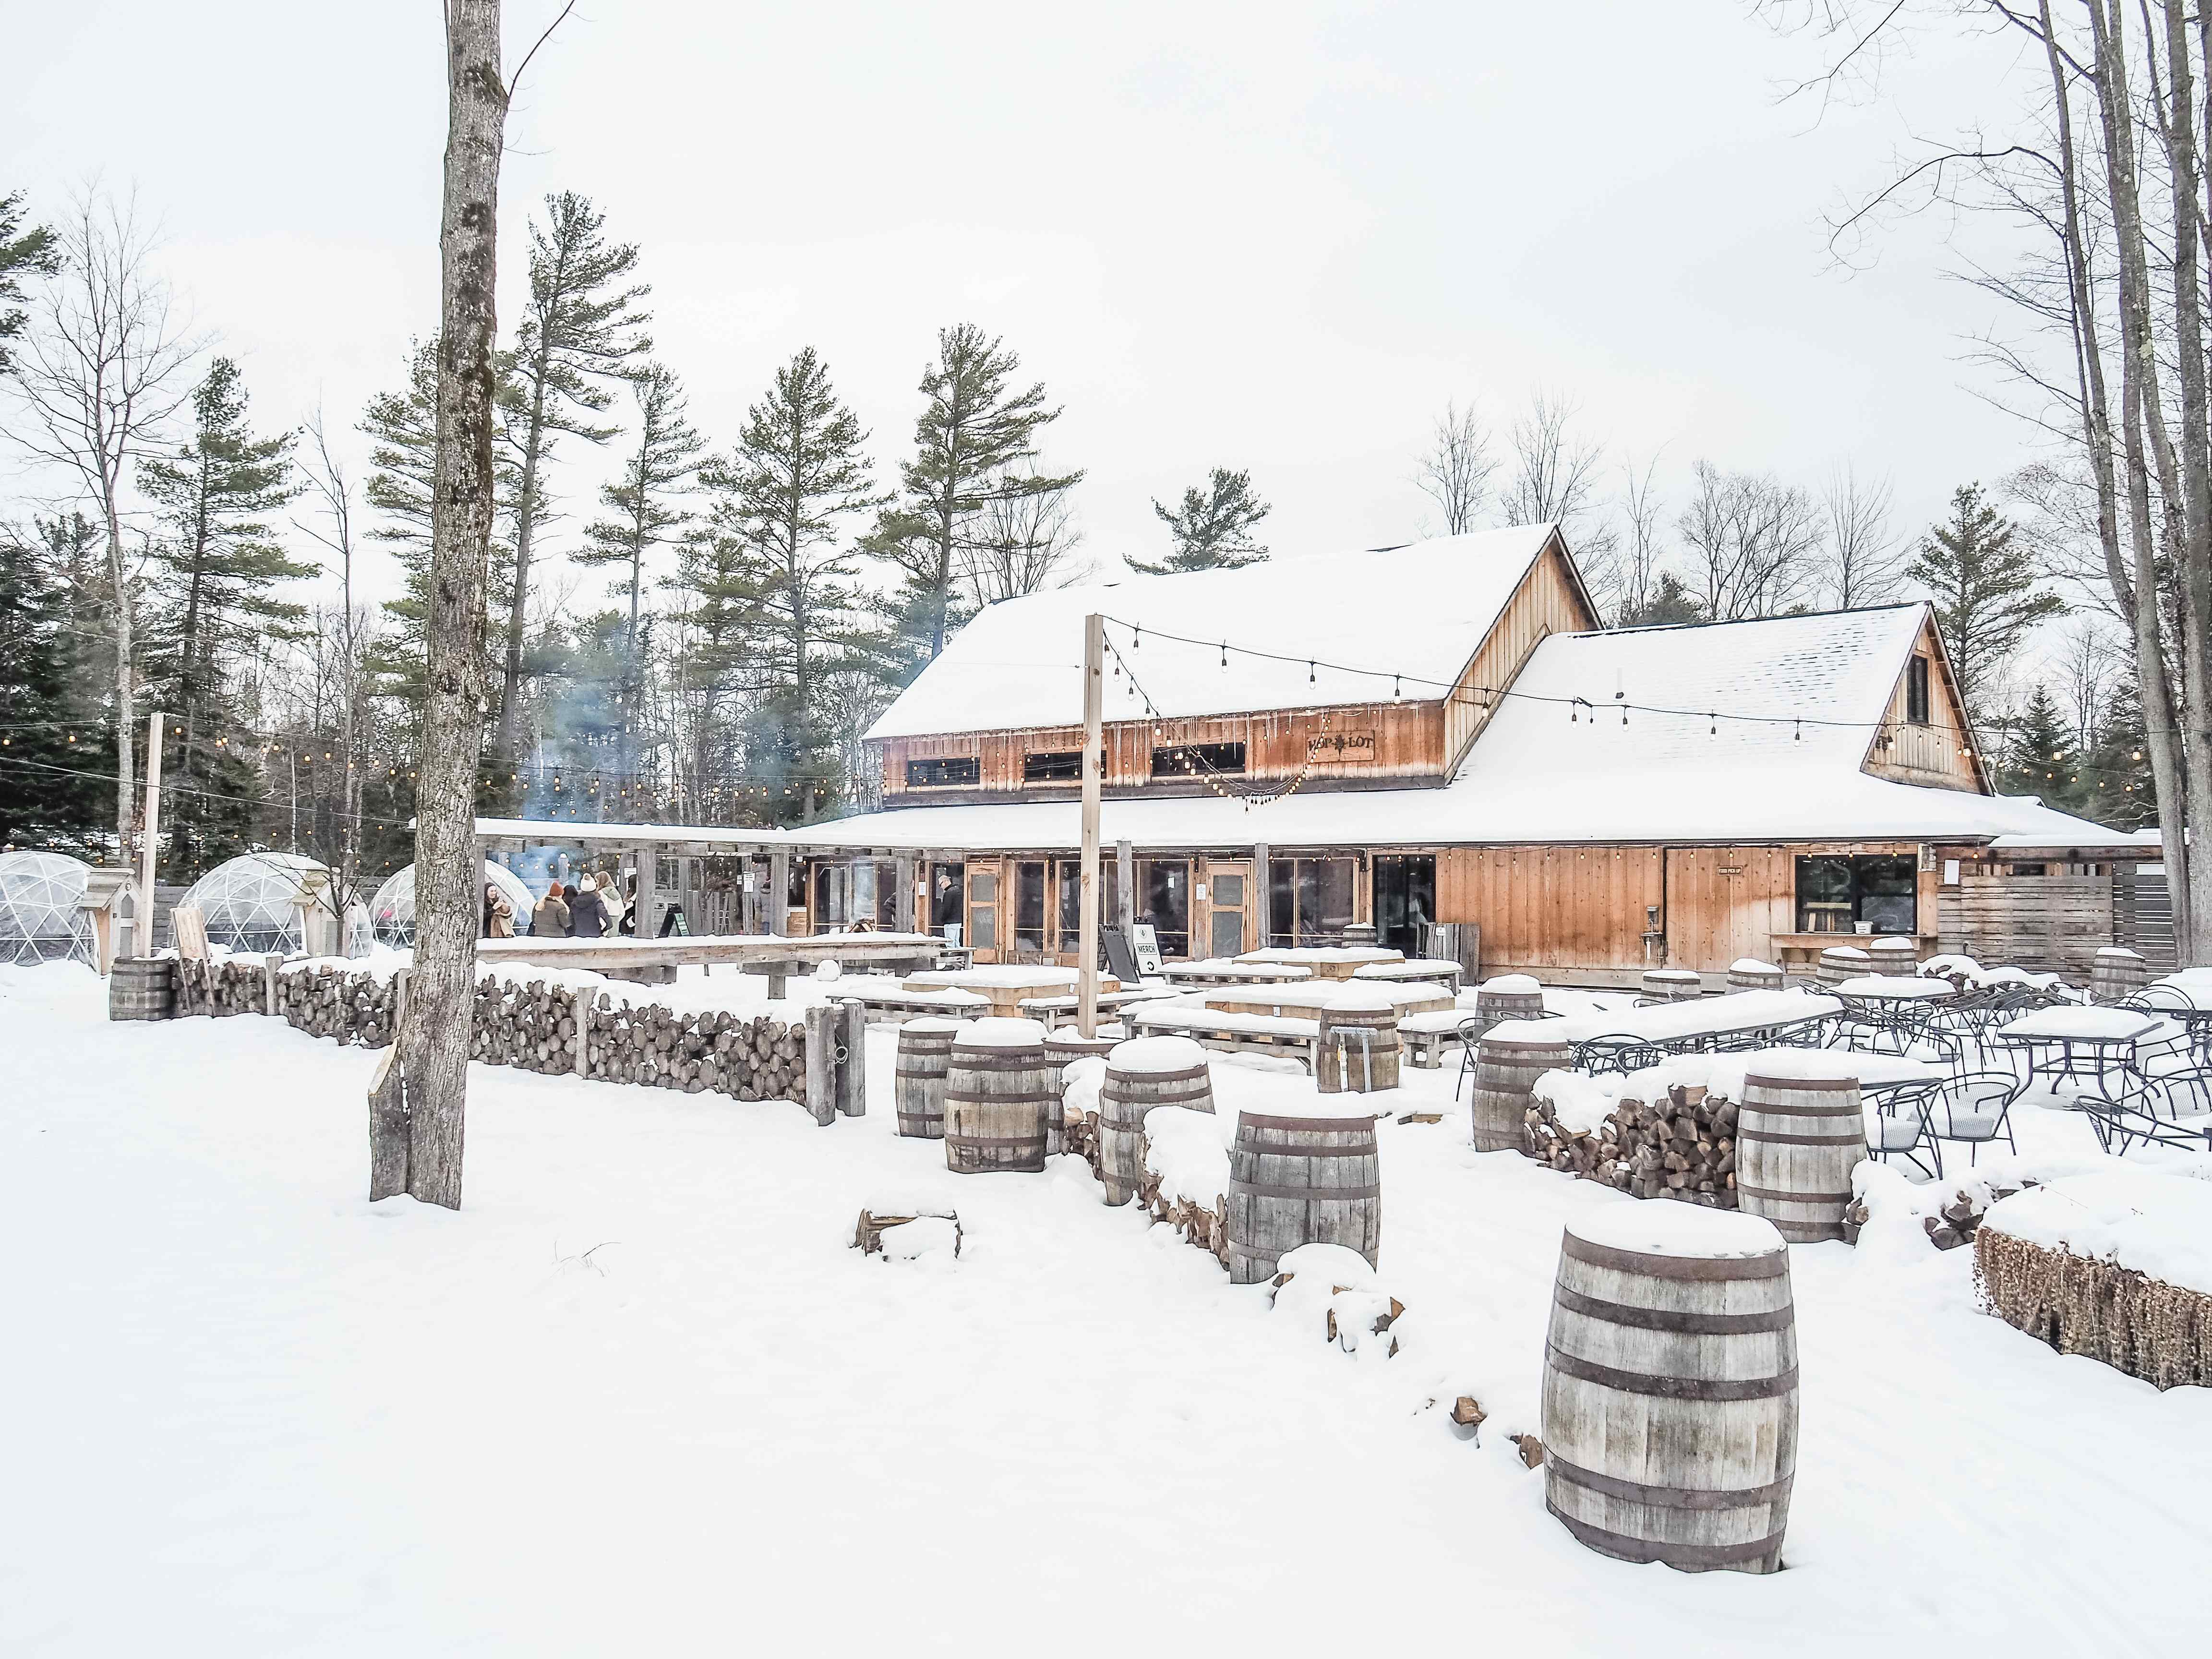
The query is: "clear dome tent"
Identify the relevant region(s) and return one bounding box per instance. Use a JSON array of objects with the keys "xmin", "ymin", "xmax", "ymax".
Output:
[
  {"xmin": 371, "ymin": 860, "xmax": 534, "ymax": 946},
  {"xmin": 179, "ymin": 852, "xmax": 331, "ymax": 955},
  {"xmin": 0, "ymin": 852, "xmax": 96, "ymax": 966}
]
